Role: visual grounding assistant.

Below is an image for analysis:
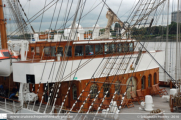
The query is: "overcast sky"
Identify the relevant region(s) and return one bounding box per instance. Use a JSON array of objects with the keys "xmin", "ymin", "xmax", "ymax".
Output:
[{"xmin": 4, "ymin": 0, "xmax": 179, "ymax": 34}]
